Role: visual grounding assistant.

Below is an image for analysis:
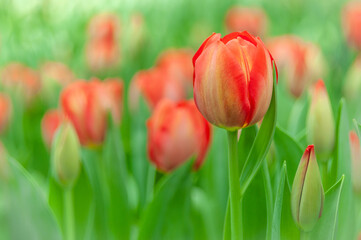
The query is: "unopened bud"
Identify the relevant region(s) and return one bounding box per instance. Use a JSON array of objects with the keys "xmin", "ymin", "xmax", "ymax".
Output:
[
  {"xmin": 291, "ymin": 145, "xmax": 324, "ymax": 232},
  {"xmin": 350, "ymin": 131, "xmax": 361, "ymax": 193},
  {"xmin": 51, "ymin": 120, "xmax": 81, "ymax": 187}
]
